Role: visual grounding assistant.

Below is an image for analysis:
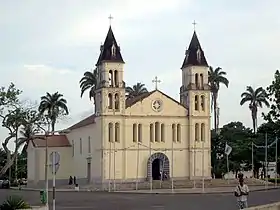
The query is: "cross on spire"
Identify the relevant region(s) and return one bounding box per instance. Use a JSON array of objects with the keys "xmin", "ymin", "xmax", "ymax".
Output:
[
  {"xmin": 152, "ymin": 76, "xmax": 161, "ymax": 90},
  {"xmin": 108, "ymin": 14, "xmax": 113, "ymax": 26},
  {"xmin": 192, "ymin": 20, "xmax": 197, "ymax": 31}
]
